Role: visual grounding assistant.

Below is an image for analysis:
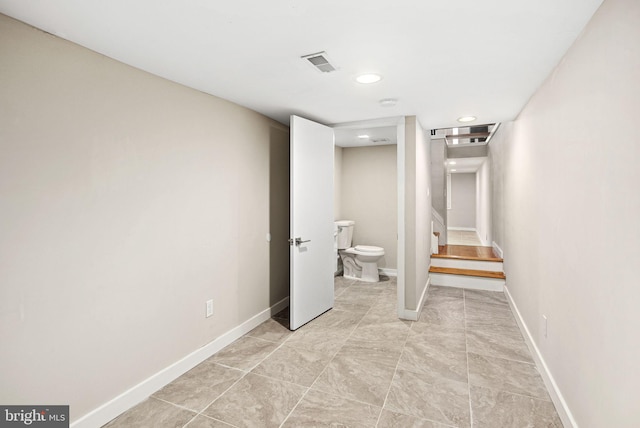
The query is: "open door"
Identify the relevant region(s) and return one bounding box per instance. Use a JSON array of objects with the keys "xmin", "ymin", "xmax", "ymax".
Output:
[{"xmin": 289, "ymin": 115, "xmax": 334, "ymax": 330}]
